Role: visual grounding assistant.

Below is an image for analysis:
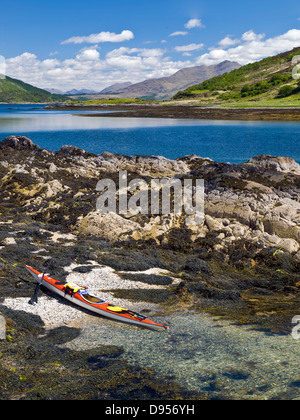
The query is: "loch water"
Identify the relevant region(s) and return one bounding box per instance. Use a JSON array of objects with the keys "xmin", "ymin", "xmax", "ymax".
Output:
[{"xmin": 0, "ymin": 104, "xmax": 299, "ymax": 164}]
